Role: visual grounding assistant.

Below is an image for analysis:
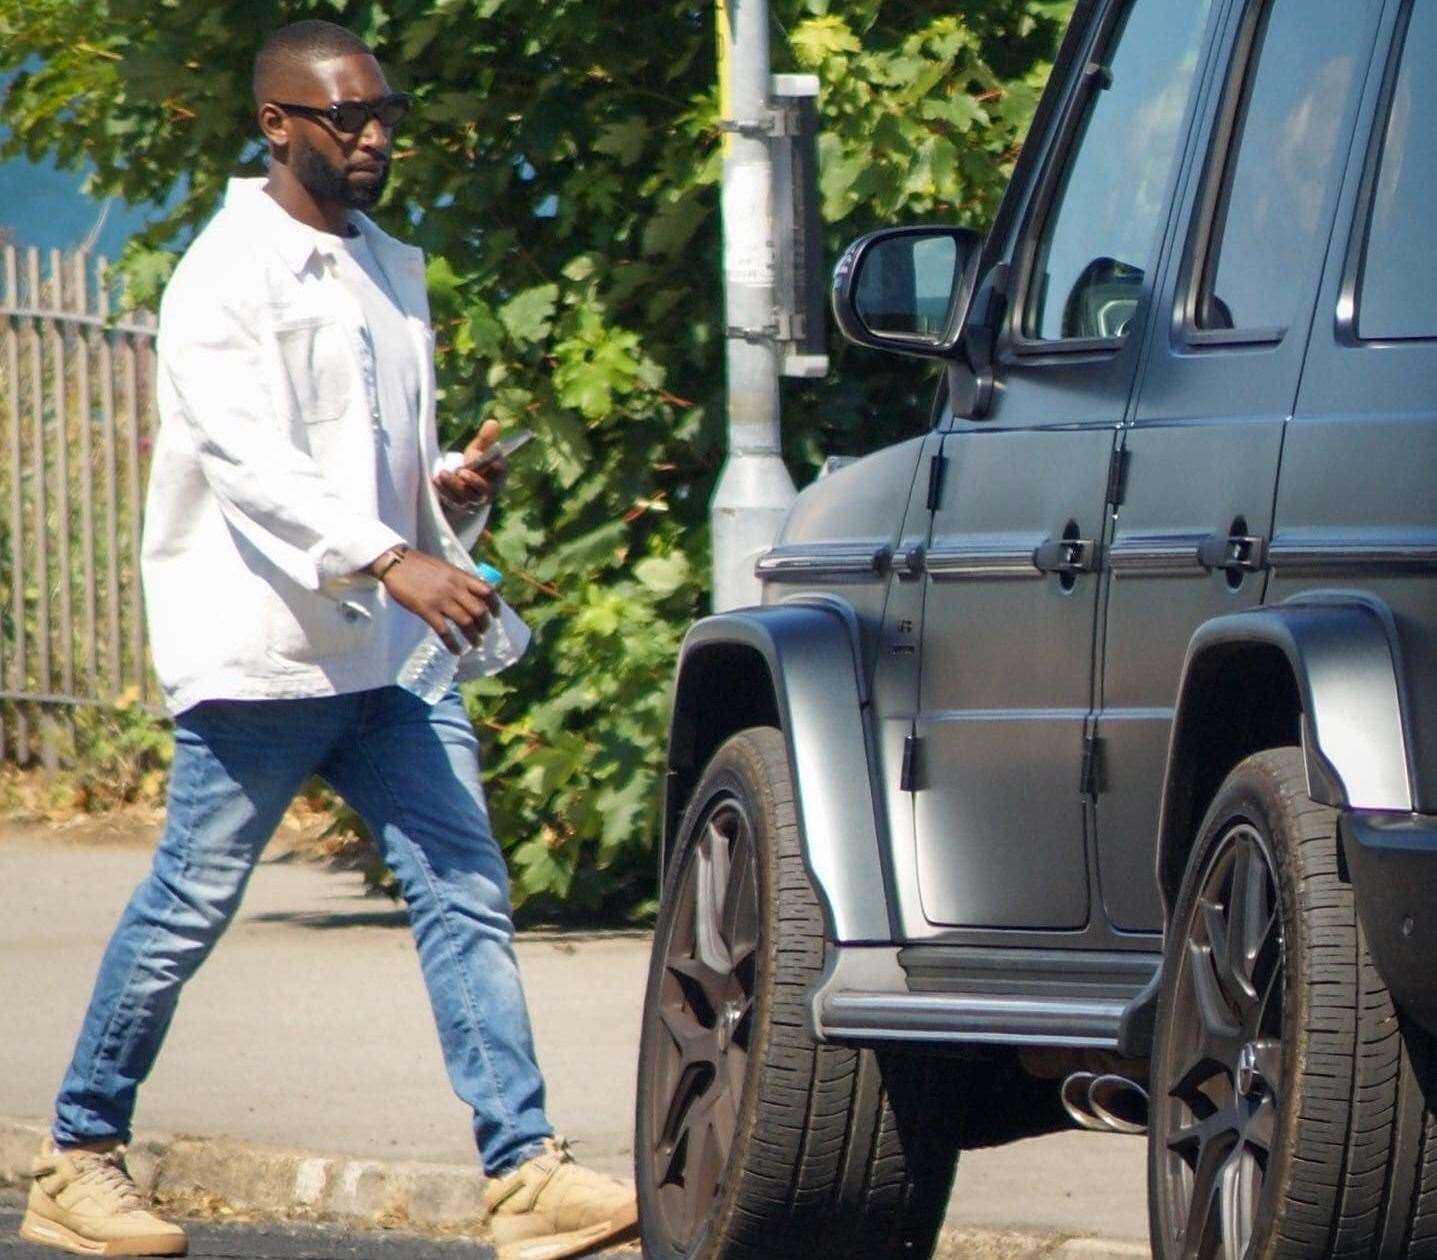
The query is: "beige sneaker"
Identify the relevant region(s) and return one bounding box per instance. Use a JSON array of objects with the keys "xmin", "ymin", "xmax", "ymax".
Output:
[
  {"xmin": 483, "ymin": 1137, "xmax": 637, "ymax": 1260},
  {"xmin": 18, "ymin": 1138, "xmax": 187, "ymax": 1256}
]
